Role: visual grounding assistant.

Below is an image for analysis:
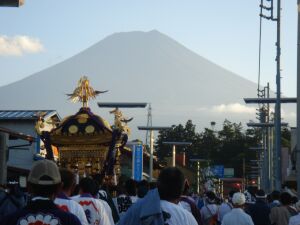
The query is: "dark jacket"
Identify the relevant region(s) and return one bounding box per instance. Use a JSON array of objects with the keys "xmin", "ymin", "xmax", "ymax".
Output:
[
  {"xmin": 0, "ymin": 190, "xmax": 26, "ymax": 221},
  {"xmin": 247, "ymin": 199, "xmax": 271, "ymax": 225},
  {"xmin": 2, "ymin": 199, "xmax": 81, "ymax": 225}
]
